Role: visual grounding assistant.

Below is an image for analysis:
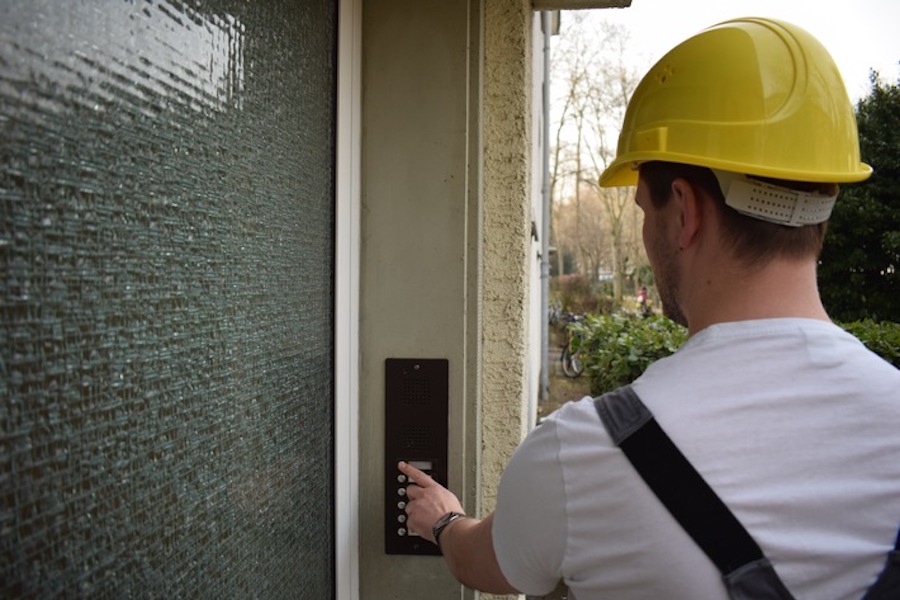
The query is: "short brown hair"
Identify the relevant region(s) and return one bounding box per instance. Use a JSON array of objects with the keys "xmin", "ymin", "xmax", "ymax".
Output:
[{"xmin": 639, "ymin": 161, "xmax": 831, "ymax": 268}]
